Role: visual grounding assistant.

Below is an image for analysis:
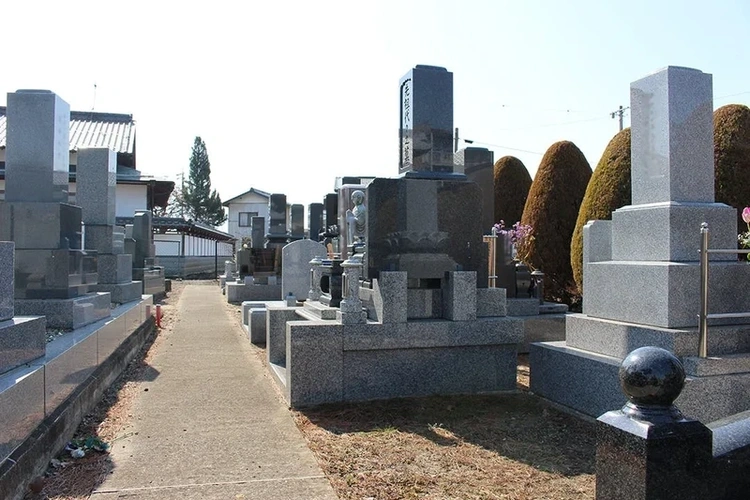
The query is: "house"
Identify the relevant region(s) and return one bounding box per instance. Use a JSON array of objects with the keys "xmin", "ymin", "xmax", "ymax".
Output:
[{"xmin": 222, "ymin": 187, "xmax": 271, "ymax": 248}]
